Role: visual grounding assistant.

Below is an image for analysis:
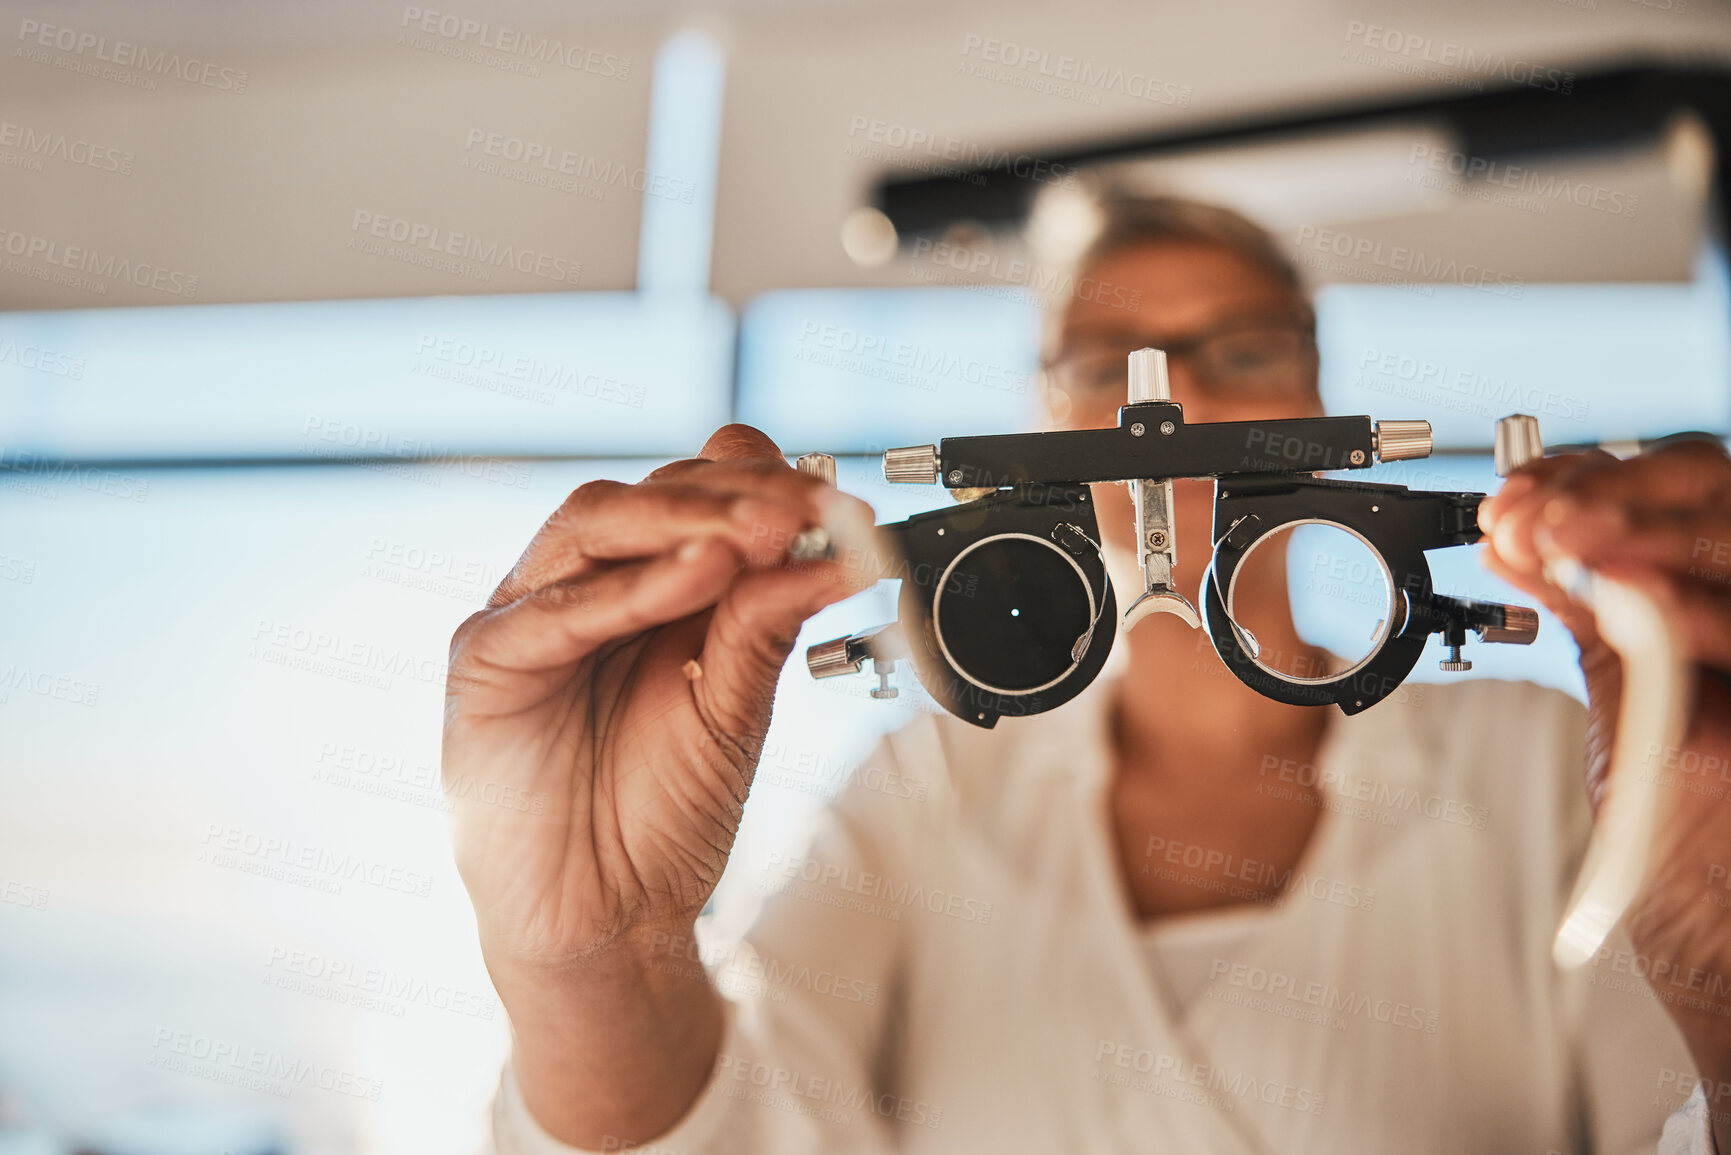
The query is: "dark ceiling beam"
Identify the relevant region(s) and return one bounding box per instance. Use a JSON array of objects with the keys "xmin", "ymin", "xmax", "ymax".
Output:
[{"xmin": 873, "ymin": 62, "xmax": 1731, "ymax": 241}]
